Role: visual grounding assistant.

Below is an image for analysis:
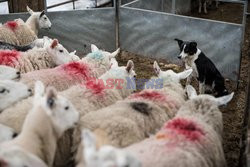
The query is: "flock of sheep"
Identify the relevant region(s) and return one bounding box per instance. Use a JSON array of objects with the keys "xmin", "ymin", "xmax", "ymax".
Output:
[{"xmin": 0, "ymin": 6, "xmax": 233, "ymax": 167}]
